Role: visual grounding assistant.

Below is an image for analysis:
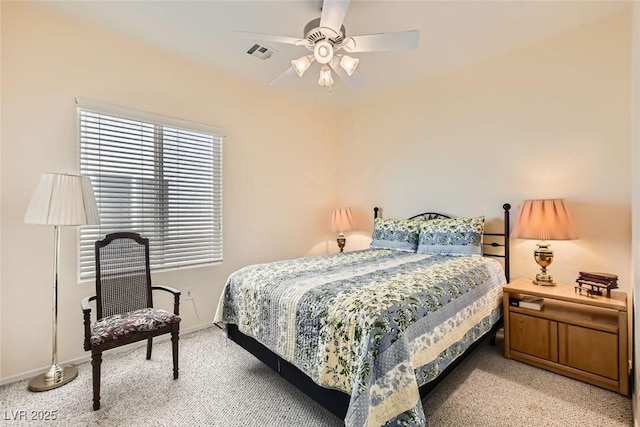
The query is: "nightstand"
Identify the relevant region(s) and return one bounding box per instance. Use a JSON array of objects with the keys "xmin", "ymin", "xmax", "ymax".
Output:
[{"xmin": 503, "ymin": 278, "xmax": 628, "ymax": 395}]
